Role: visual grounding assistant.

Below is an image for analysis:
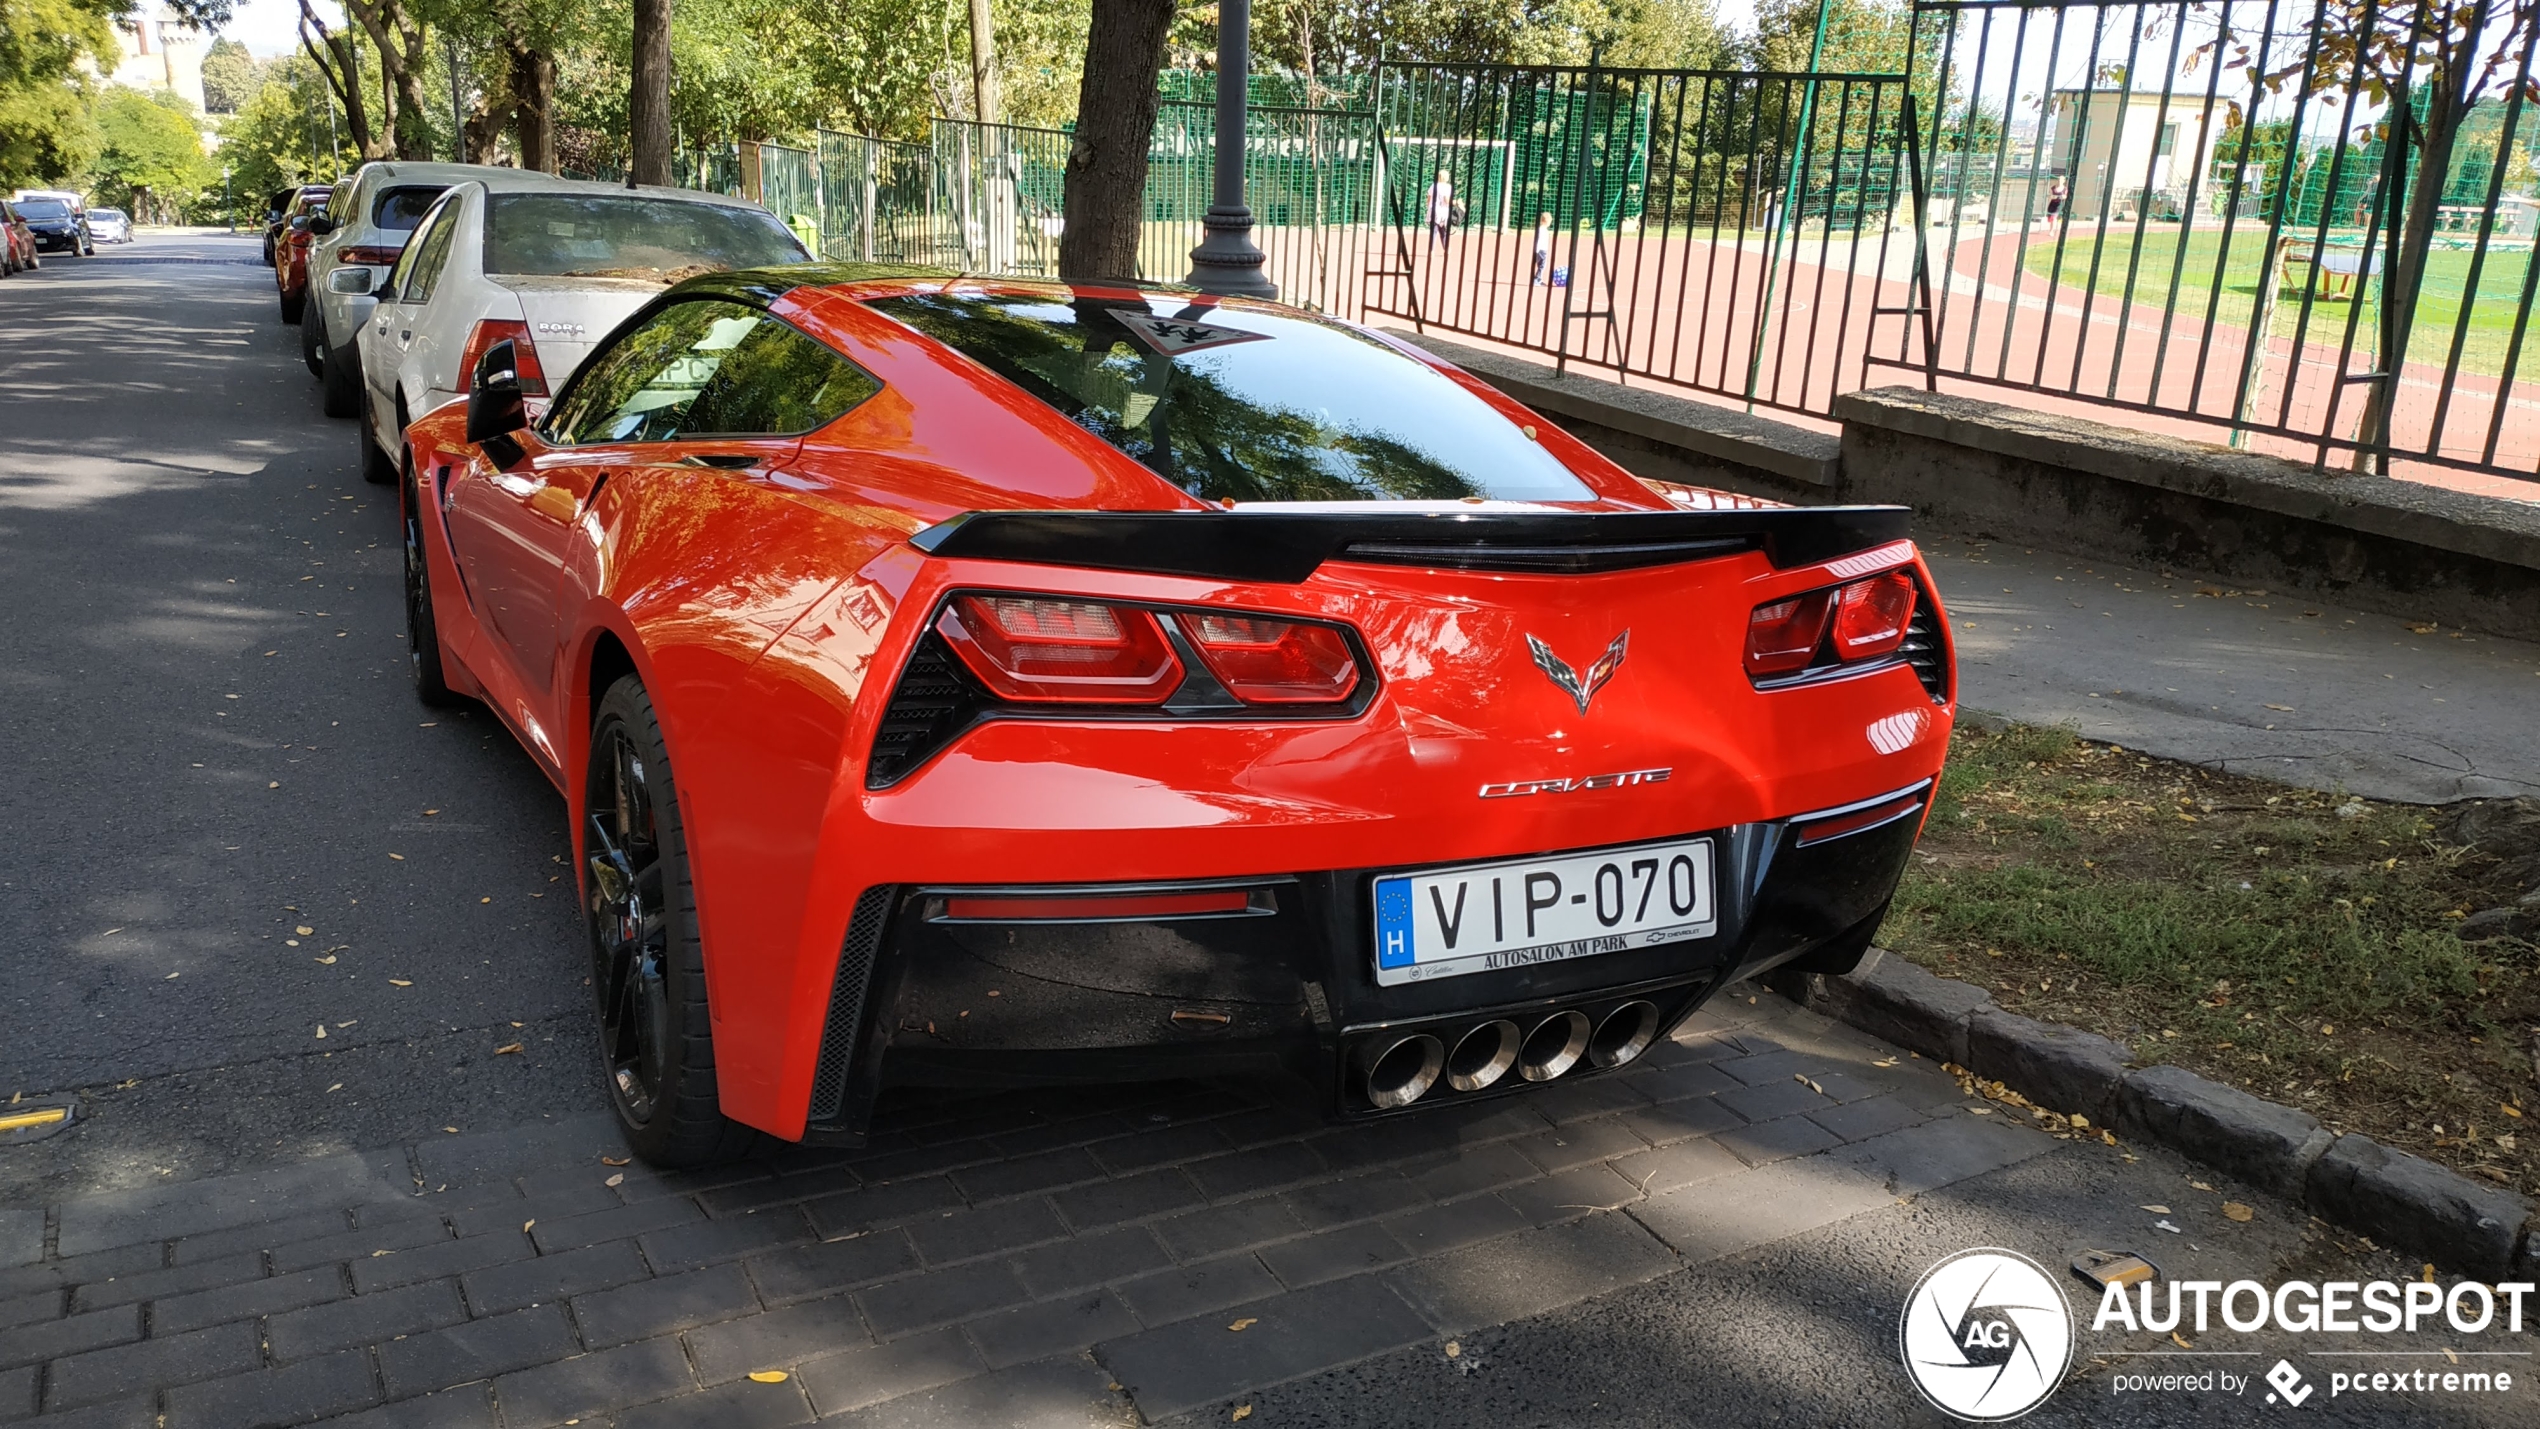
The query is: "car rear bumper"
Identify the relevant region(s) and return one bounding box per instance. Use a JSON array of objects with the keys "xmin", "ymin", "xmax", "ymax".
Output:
[{"xmin": 797, "ymin": 793, "xmax": 1924, "ymax": 1142}]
